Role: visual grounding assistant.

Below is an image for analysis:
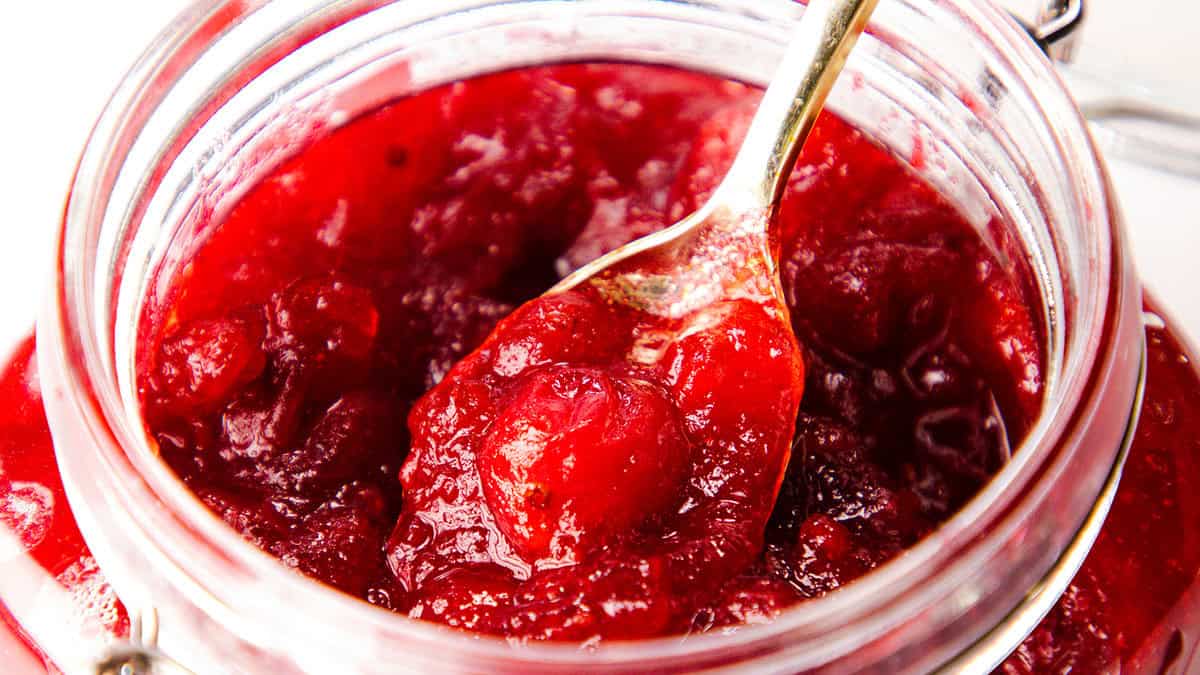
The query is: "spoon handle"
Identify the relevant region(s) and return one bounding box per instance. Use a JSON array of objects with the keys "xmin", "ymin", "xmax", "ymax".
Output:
[{"xmin": 715, "ymin": 0, "xmax": 879, "ymax": 213}]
